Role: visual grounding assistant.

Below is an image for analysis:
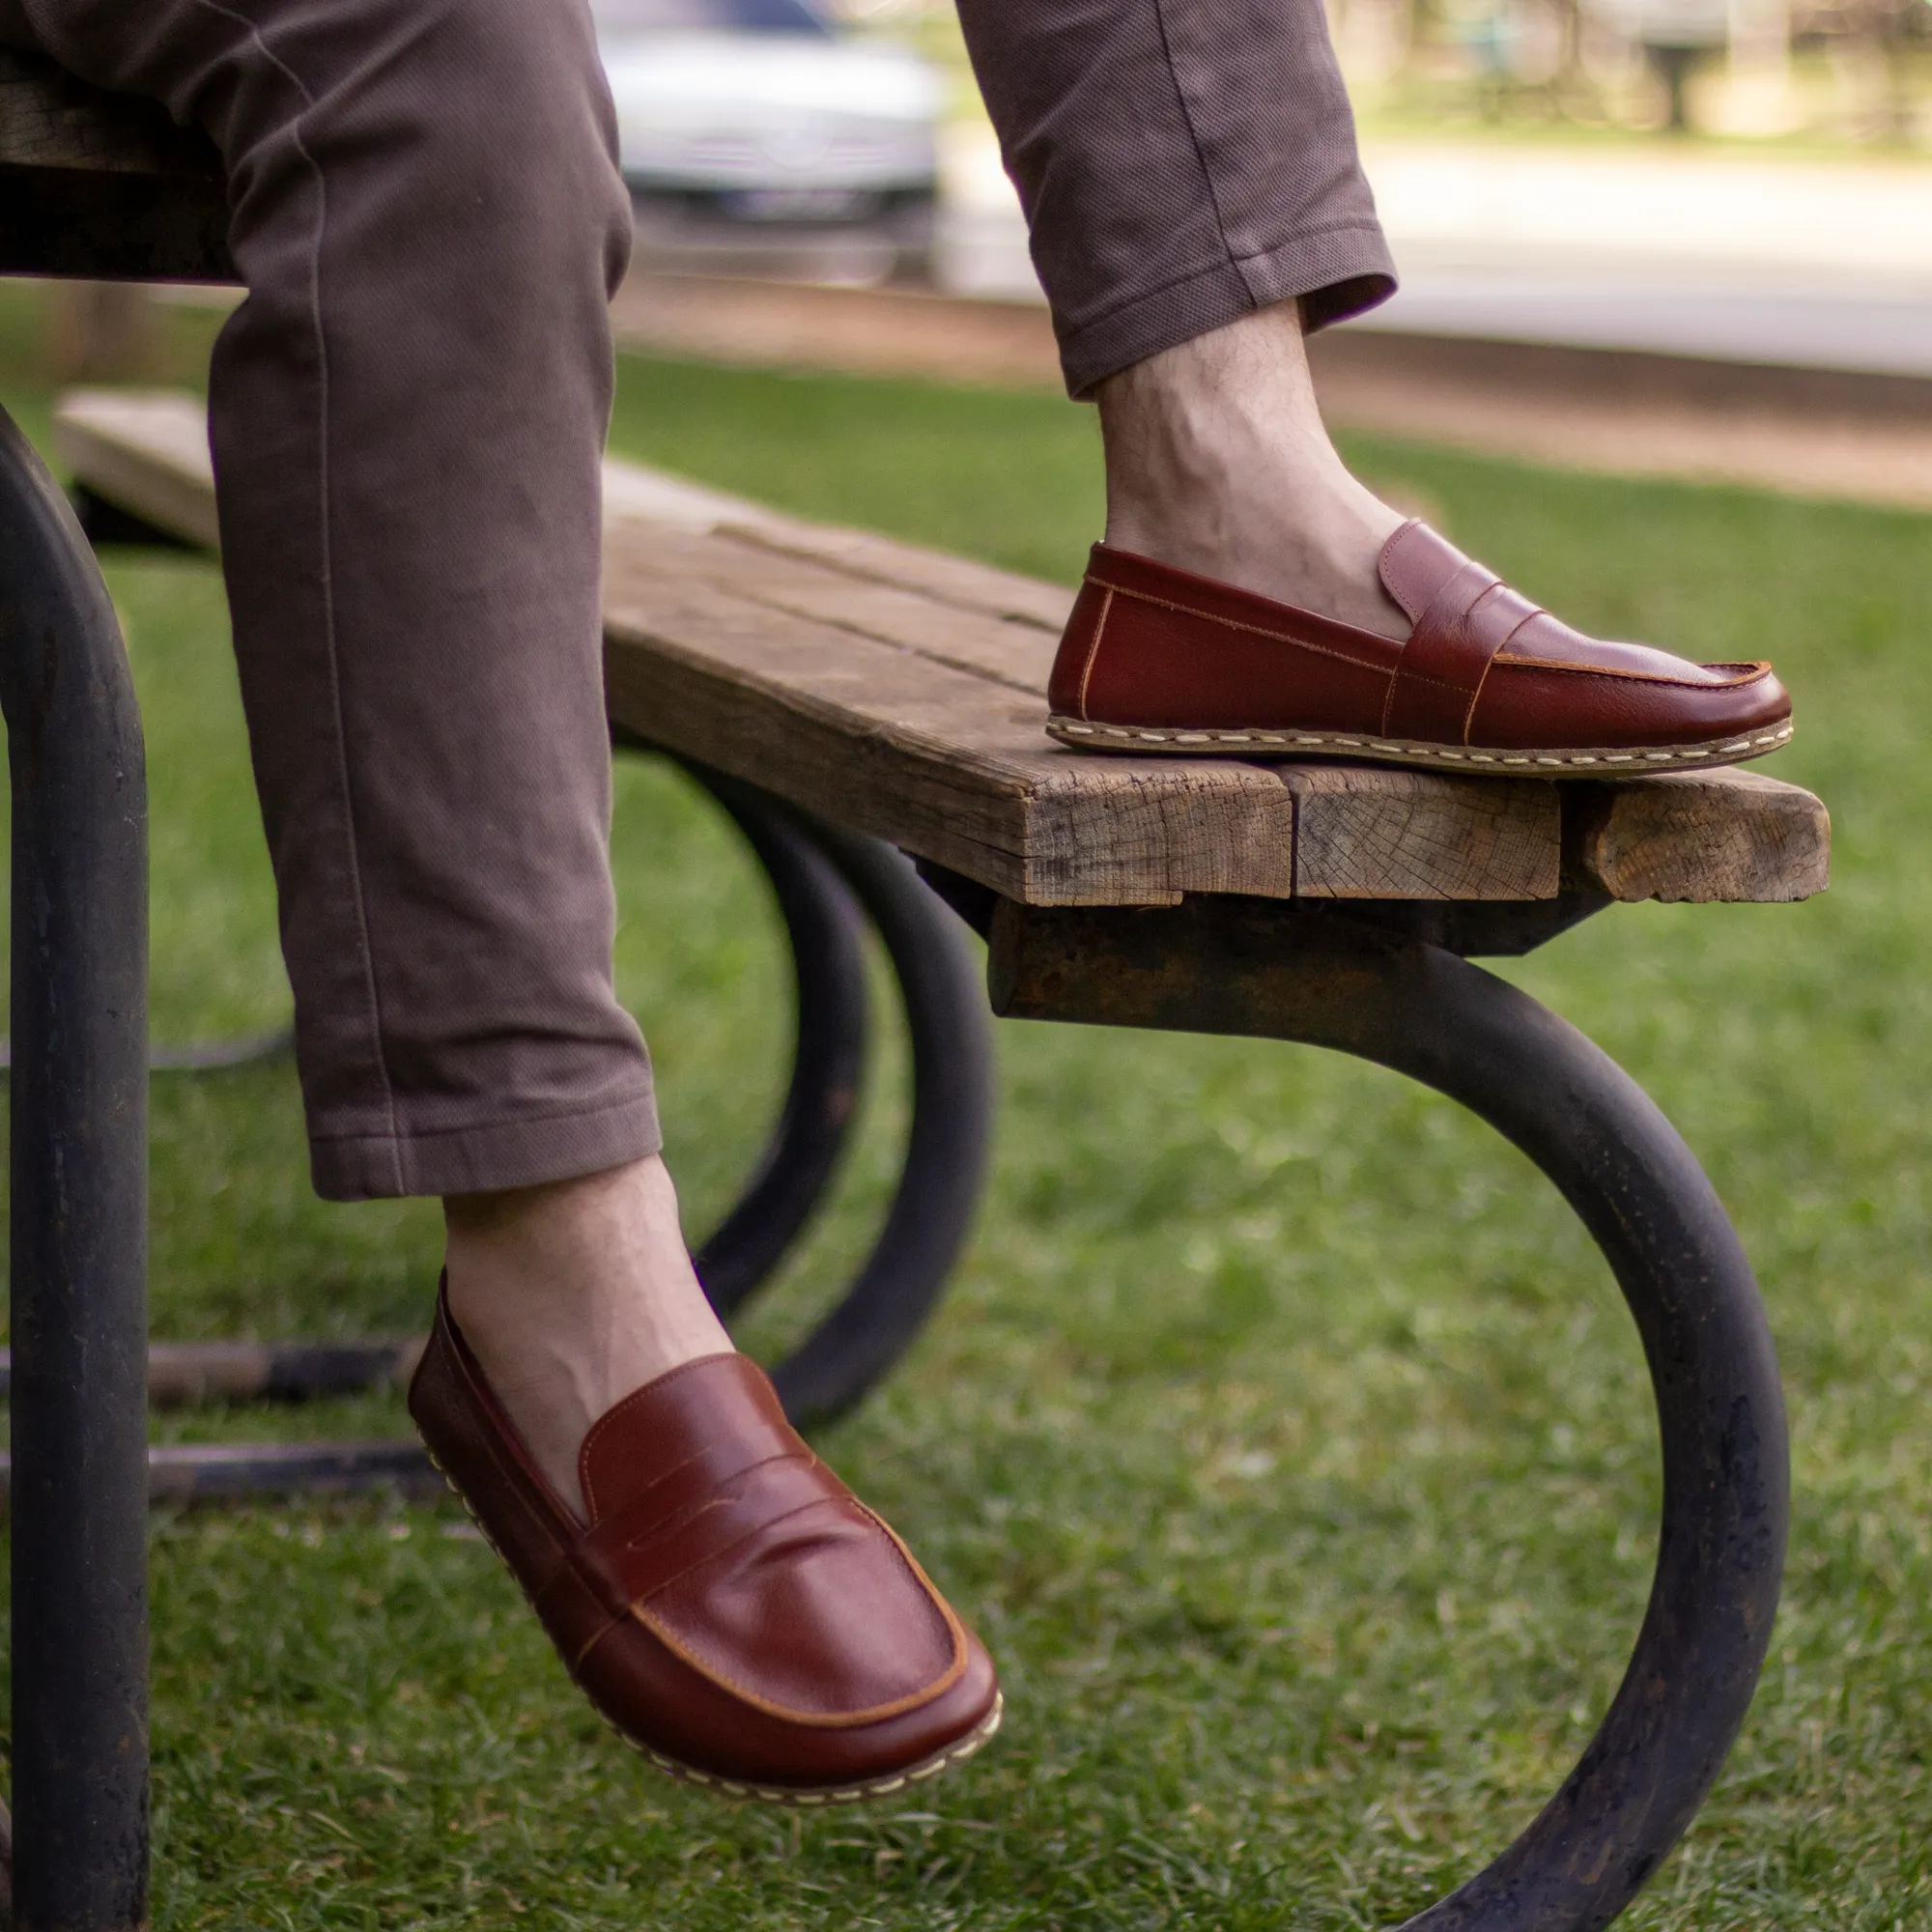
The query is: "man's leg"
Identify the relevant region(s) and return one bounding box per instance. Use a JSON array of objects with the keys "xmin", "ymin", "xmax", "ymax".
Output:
[
  {"xmin": 10, "ymin": 0, "xmax": 728, "ymax": 1506},
  {"xmin": 1097, "ymin": 309, "xmax": 1408, "ymax": 638},
  {"xmin": 960, "ymin": 0, "xmax": 1790, "ymax": 770},
  {"xmin": 955, "ymin": 0, "xmax": 1406, "ymax": 631},
  {"xmin": 955, "ymin": 0, "xmax": 1394, "ymax": 394},
  {"xmin": 11, "ymin": 0, "xmax": 1001, "ymax": 1800}
]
